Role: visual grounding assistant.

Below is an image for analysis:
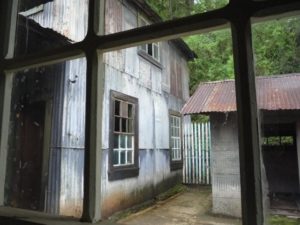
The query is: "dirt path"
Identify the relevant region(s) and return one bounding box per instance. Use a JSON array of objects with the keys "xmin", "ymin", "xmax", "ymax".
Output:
[{"xmin": 117, "ymin": 186, "xmax": 242, "ymax": 225}]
